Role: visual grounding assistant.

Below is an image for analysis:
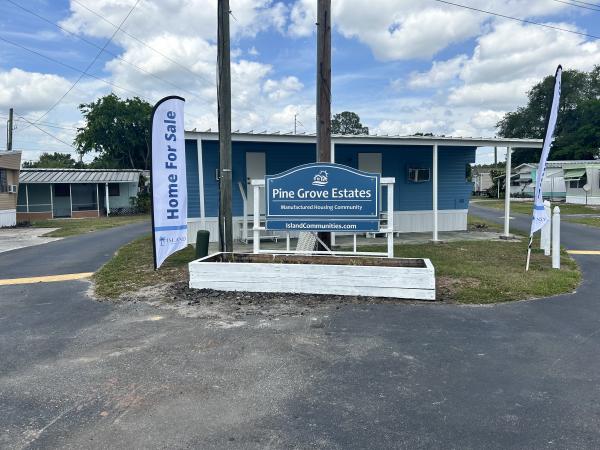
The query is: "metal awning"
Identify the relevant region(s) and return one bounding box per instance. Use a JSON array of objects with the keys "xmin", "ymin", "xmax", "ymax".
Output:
[
  {"xmin": 563, "ymin": 168, "xmax": 586, "ymax": 181},
  {"xmin": 19, "ymin": 169, "xmax": 142, "ymax": 184}
]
